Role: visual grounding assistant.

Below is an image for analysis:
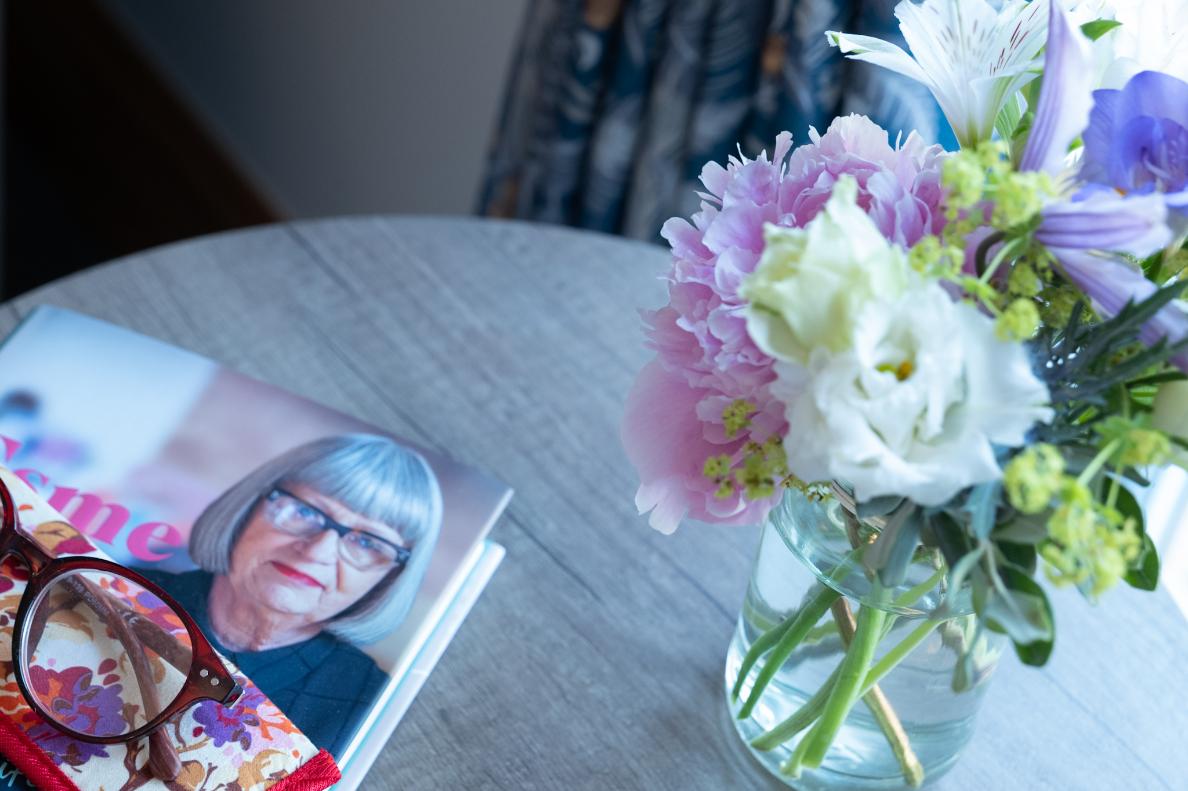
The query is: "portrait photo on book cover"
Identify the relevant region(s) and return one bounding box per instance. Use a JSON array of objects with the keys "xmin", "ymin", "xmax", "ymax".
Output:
[
  {"xmin": 0, "ymin": 307, "xmax": 511, "ymax": 760},
  {"xmin": 134, "ymin": 433, "xmax": 442, "ymax": 757}
]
